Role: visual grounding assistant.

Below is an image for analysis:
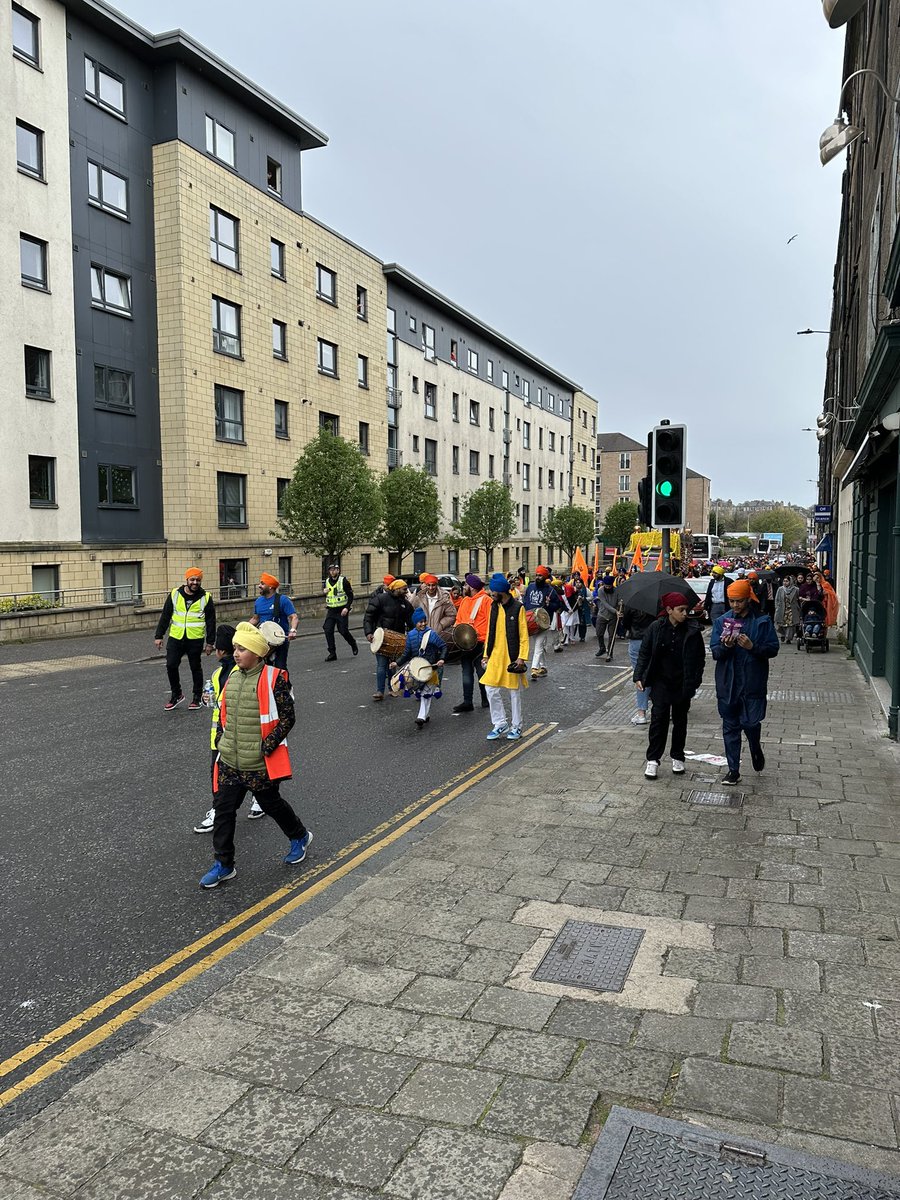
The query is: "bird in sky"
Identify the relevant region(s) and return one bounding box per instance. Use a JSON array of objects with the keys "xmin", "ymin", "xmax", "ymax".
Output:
[{"xmin": 787, "ymin": 234, "xmax": 799, "ymax": 244}]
